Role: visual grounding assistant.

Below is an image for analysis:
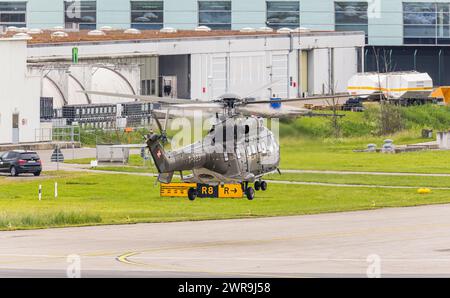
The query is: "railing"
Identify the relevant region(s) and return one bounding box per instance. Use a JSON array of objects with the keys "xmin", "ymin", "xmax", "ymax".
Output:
[
  {"xmin": 34, "ymin": 128, "xmax": 53, "ymax": 143},
  {"xmin": 52, "ymin": 125, "xmax": 81, "ymax": 143}
]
